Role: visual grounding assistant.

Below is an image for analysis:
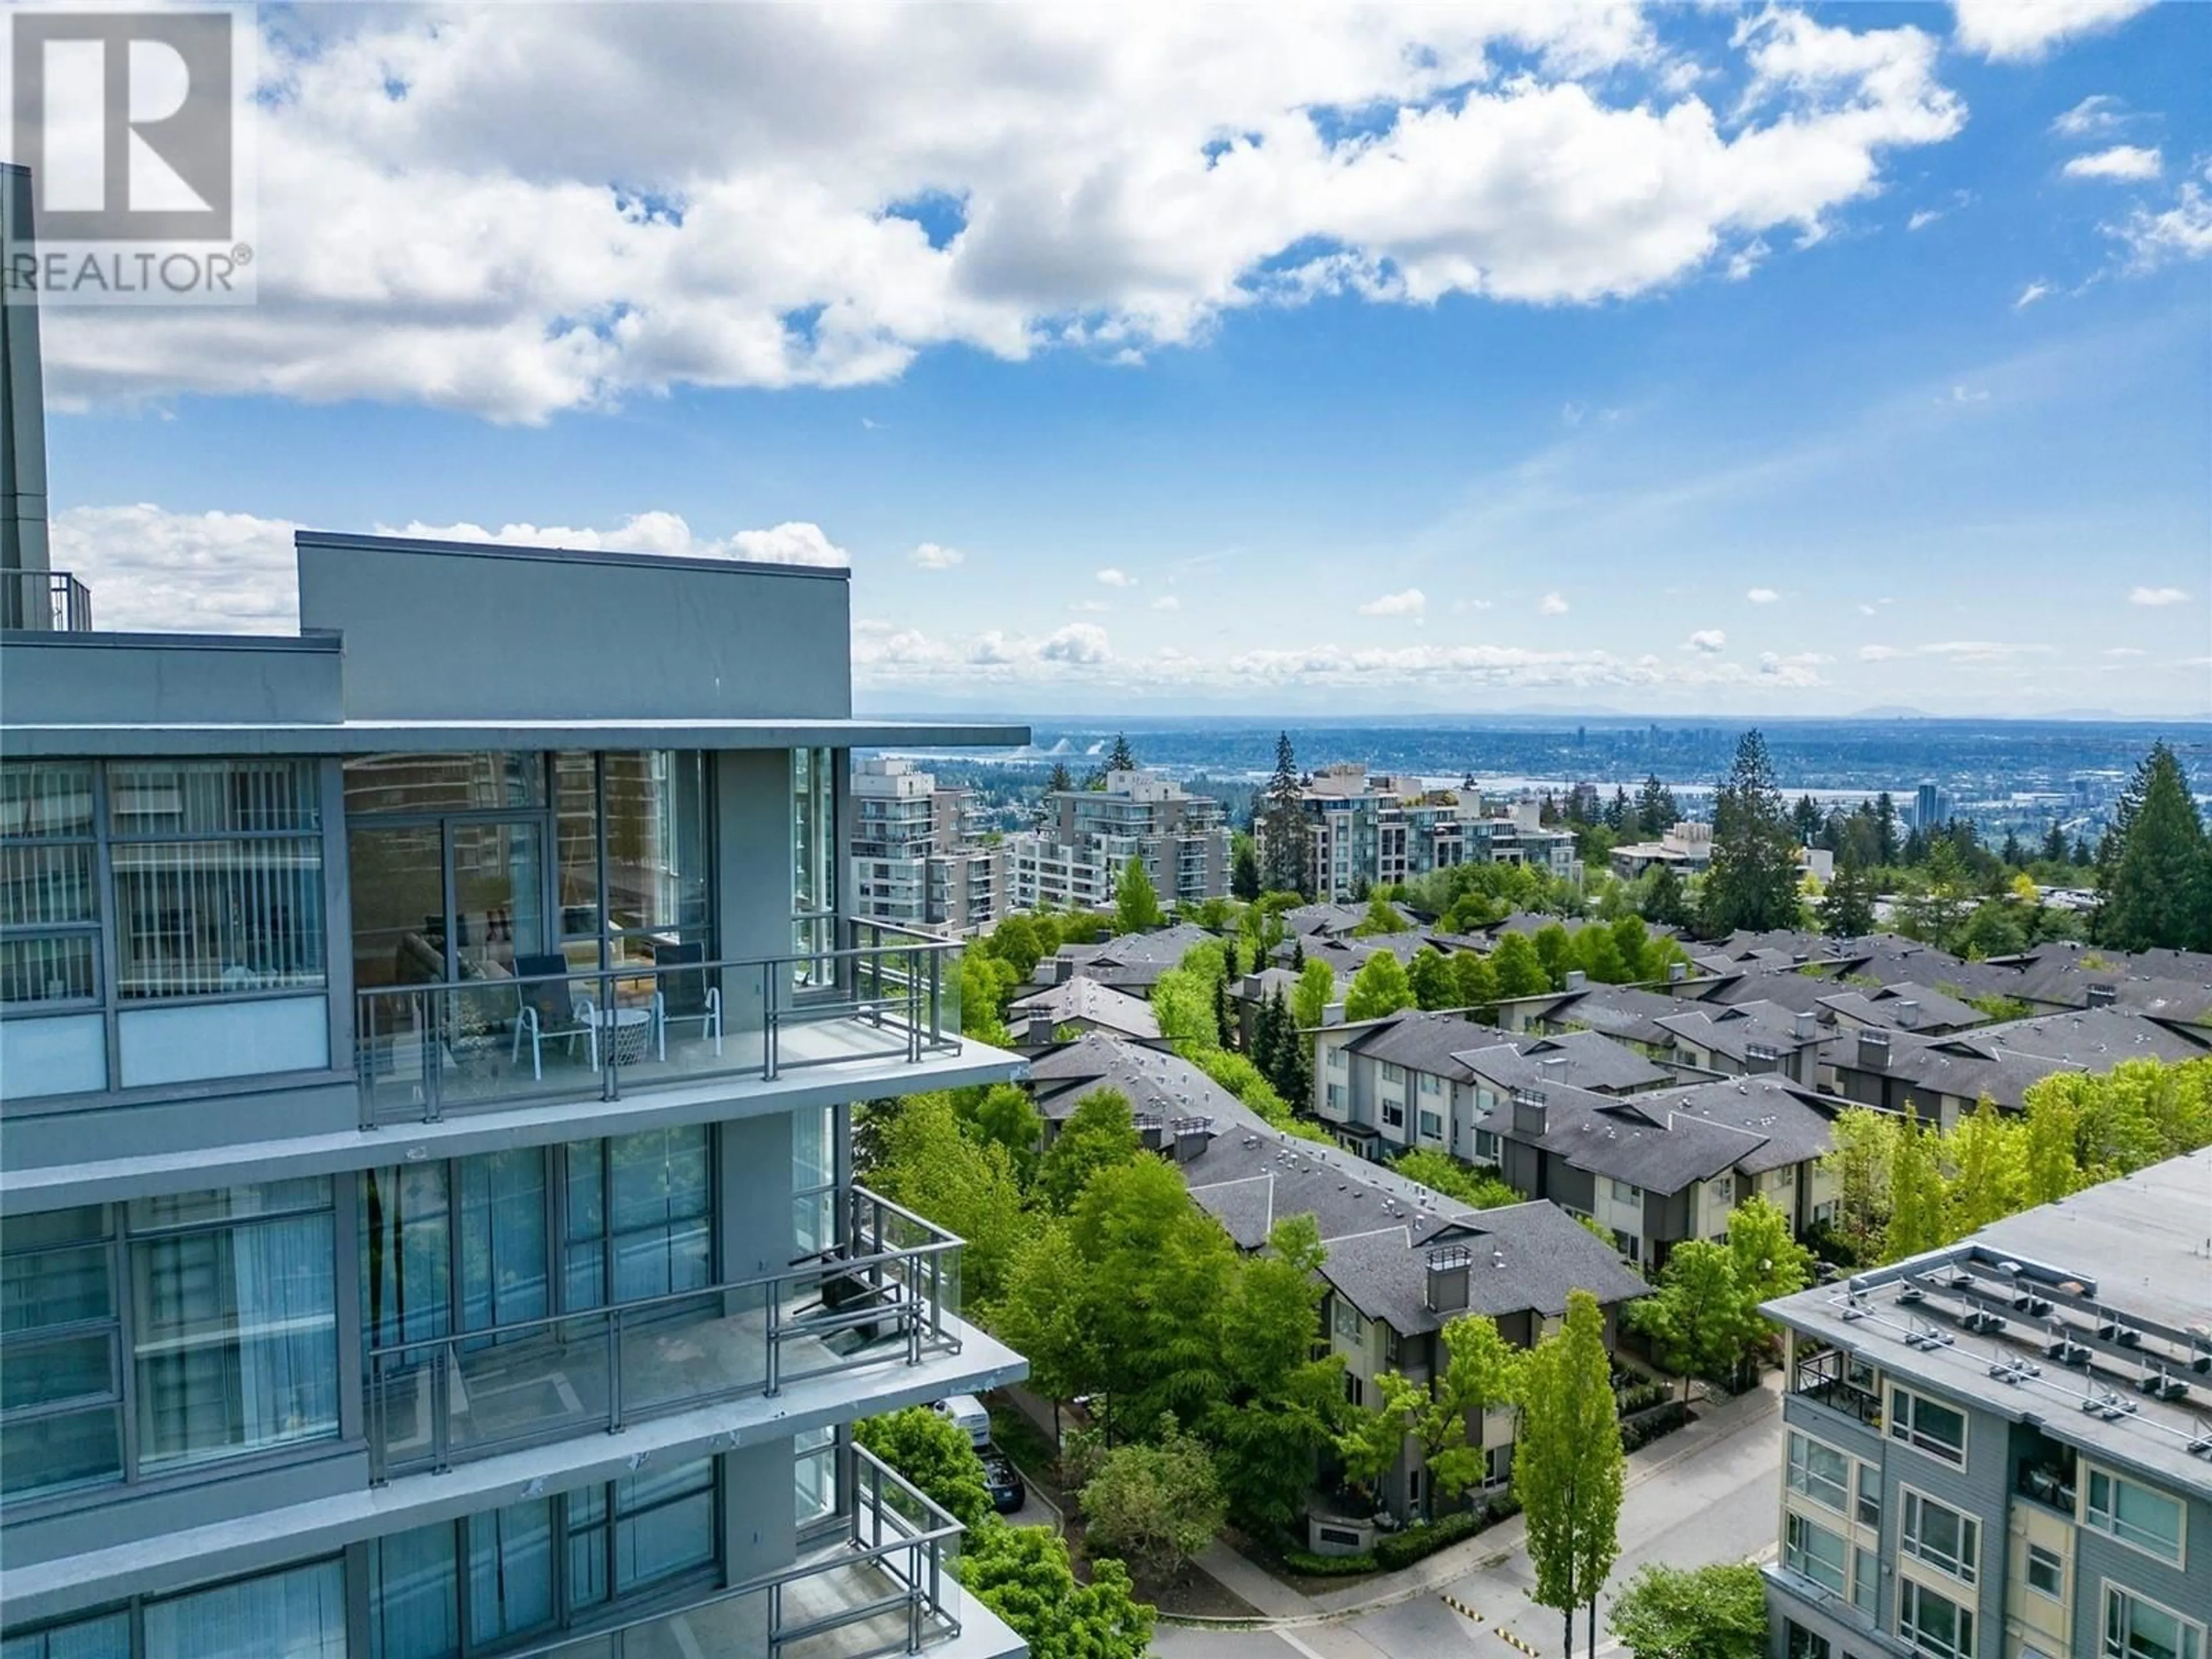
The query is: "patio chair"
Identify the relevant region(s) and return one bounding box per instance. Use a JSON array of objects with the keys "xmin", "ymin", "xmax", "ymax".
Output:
[
  {"xmin": 511, "ymin": 954, "xmax": 598, "ymax": 1079},
  {"xmin": 651, "ymin": 940, "xmax": 722, "ymax": 1061}
]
